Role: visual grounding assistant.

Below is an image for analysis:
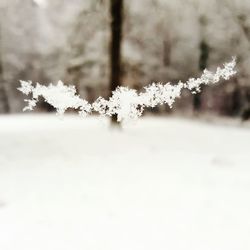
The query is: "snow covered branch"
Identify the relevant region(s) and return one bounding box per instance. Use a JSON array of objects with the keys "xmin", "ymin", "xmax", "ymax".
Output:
[{"xmin": 18, "ymin": 58, "xmax": 237, "ymax": 122}]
